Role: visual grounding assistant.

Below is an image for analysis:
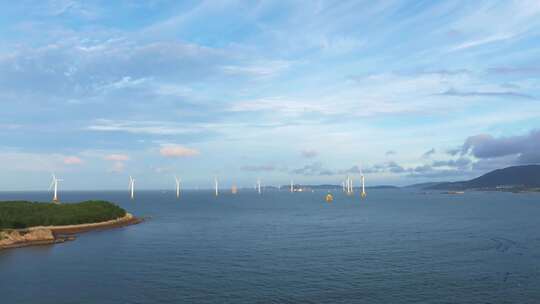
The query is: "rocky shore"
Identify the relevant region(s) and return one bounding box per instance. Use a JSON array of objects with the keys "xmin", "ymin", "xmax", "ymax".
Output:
[{"xmin": 0, "ymin": 213, "xmax": 142, "ymax": 250}]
